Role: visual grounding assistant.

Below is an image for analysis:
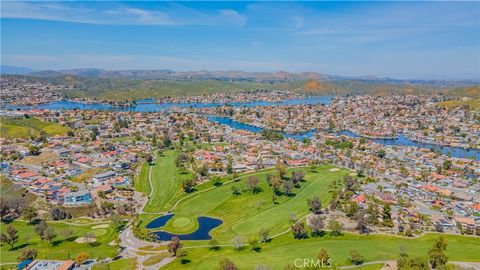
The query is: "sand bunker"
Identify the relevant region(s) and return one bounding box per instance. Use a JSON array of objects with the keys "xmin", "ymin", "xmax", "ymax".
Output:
[
  {"xmin": 329, "ymin": 168, "xmax": 340, "ymax": 172},
  {"xmin": 92, "ymin": 224, "xmax": 109, "ymax": 229},
  {"xmin": 75, "ymin": 237, "xmax": 97, "ymax": 243}
]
